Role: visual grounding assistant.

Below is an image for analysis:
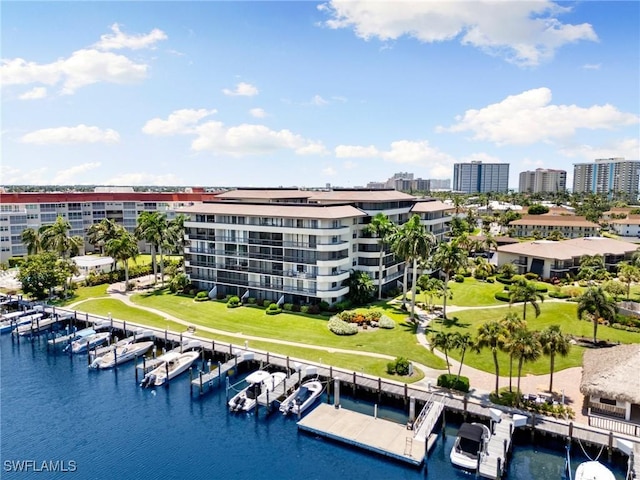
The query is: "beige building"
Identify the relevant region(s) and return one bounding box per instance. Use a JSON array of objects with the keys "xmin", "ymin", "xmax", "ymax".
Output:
[
  {"xmin": 508, "ymin": 215, "xmax": 599, "ymax": 239},
  {"xmin": 573, "ymin": 157, "xmax": 640, "ymax": 198},
  {"xmin": 518, "ymin": 168, "xmax": 567, "ymax": 193}
]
